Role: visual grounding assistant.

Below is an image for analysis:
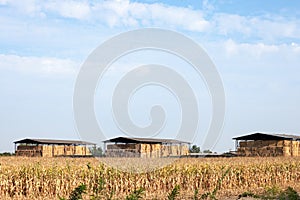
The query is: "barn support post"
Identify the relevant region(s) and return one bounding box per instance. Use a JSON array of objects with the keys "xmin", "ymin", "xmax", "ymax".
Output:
[
  {"xmin": 103, "ymin": 141, "xmax": 106, "ymax": 156},
  {"xmin": 38, "ymin": 144, "xmax": 41, "ymax": 157},
  {"xmin": 249, "ymin": 140, "xmax": 252, "ymax": 155},
  {"xmin": 93, "ymin": 144, "xmax": 97, "ymax": 157},
  {"xmin": 73, "ymin": 144, "xmax": 76, "ymax": 156},
  {"xmin": 290, "ymin": 140, "xmax": 293, "ymax": 157}
]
